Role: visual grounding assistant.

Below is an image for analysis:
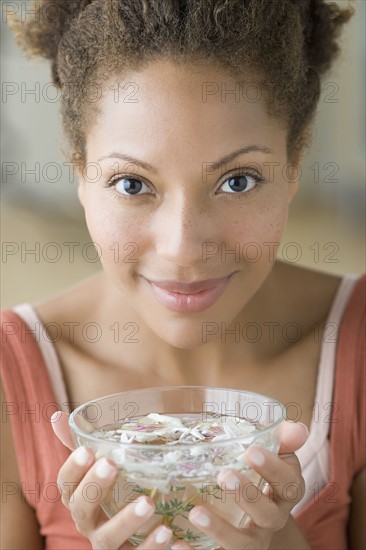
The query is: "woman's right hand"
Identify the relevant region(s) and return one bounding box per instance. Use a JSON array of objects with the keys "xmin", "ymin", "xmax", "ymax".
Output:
[{"xmin": 51, "ymin": 411, "xmax": 192, "ymax": 550}]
